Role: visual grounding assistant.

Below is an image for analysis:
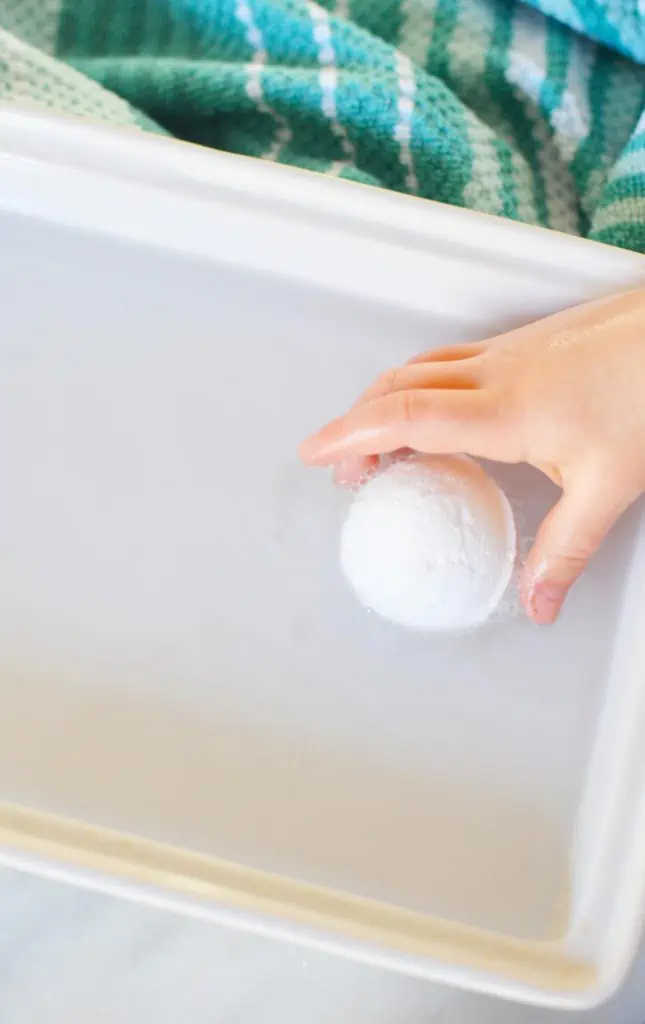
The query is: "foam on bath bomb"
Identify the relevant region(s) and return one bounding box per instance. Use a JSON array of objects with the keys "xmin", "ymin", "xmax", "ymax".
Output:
[{"xmin": 340, "ymin": 455, "xmax": 516, "ymax": 632}]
